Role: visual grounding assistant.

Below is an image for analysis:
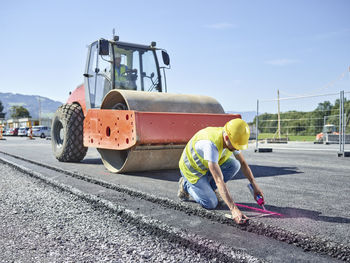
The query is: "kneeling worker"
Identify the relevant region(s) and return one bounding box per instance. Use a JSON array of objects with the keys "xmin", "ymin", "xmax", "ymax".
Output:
[{"xmin": 178, "ymin": 118, "xmax": 264, "ymax": 224}]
